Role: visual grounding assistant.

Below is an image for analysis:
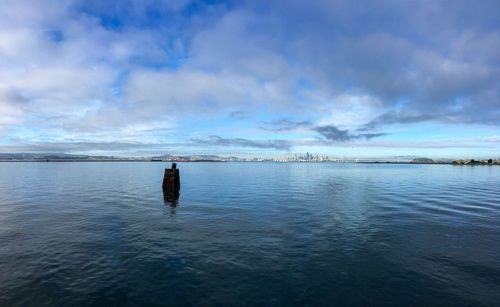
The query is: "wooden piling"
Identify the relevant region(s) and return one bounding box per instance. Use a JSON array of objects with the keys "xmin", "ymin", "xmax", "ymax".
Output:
[{"xmin": 162, "ymin": 163, "xmax": 180, "ymax": 192}]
